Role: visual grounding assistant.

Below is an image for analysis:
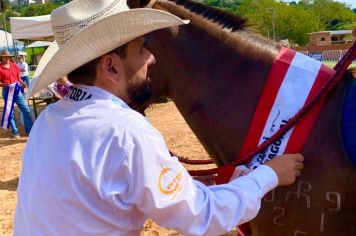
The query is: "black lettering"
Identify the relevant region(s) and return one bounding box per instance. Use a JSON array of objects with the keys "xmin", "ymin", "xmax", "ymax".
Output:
[
  {"xmin": 66, "ymin": 87, "xmax": 92, "ymax": 101},
  {"xmin": 65, "ymin": 87, "xmax": 73, "ymax": 98},
  {"xmin": 79, "ymin": 91, "xmax": 87, "ymax": 101},
  {"xmin": 73, "ymin": 89, "xmax": 82, "ymax": 101},
  {"xmin": 270, "ymin": 145, "xmax": 279, "ymax": 153},
  {"xmin": 246, "ymin": 163, "xmax": 253, "ymax": 168},
  {"xmin": 259, "ymin": 147, "xmax": 268, "ymax": 157},
  {"xmin": 69, "ymin": 88, "xmax": 77, "ymax": 100},
  {"xmin": 273, "ymin": 138, "xmax": 282, "ymax": 146},
  {"xmin": 281, "ymin": 119, "xmax": 289, "ymax": 124},
  {"xmin": 268, "ymin": 153, "xmax": 277, "ymax": 159}
]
